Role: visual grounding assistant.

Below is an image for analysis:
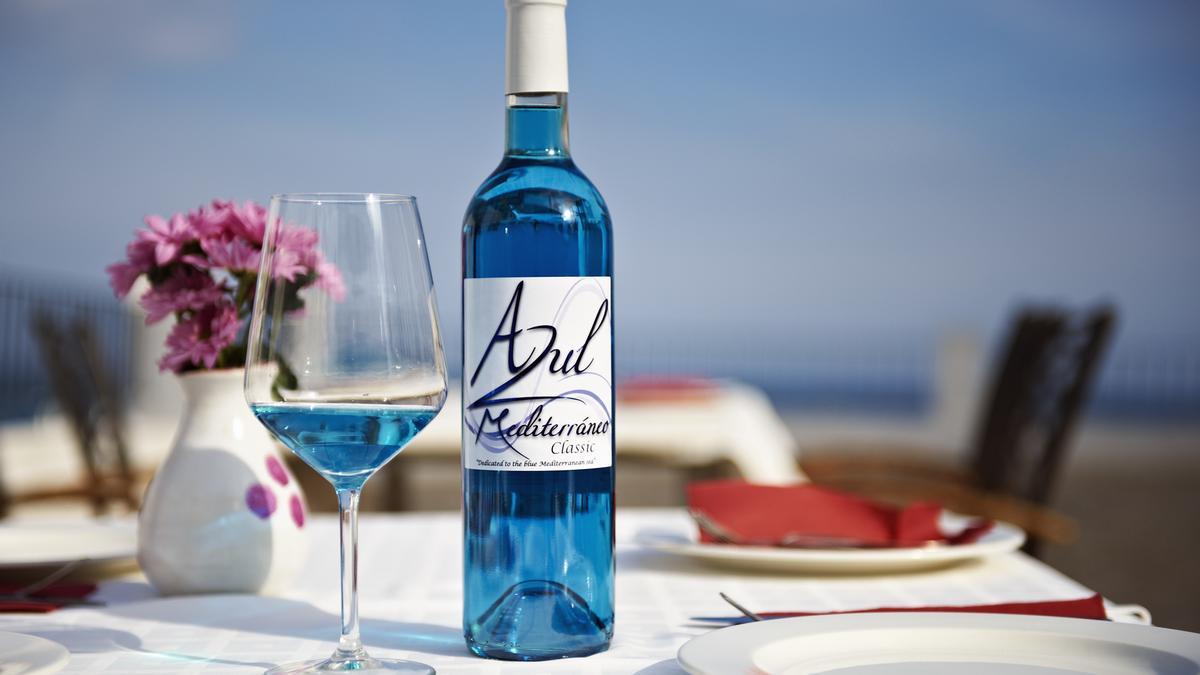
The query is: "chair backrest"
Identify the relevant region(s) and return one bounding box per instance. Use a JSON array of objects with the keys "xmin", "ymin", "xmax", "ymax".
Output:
[
  {"xmin": 969, "ymin": 305, "xmax": 1116, "ymax": 506},
  {"xmin": 30, "ymin": 312, "xmax": 136, "ymax": 515}
]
